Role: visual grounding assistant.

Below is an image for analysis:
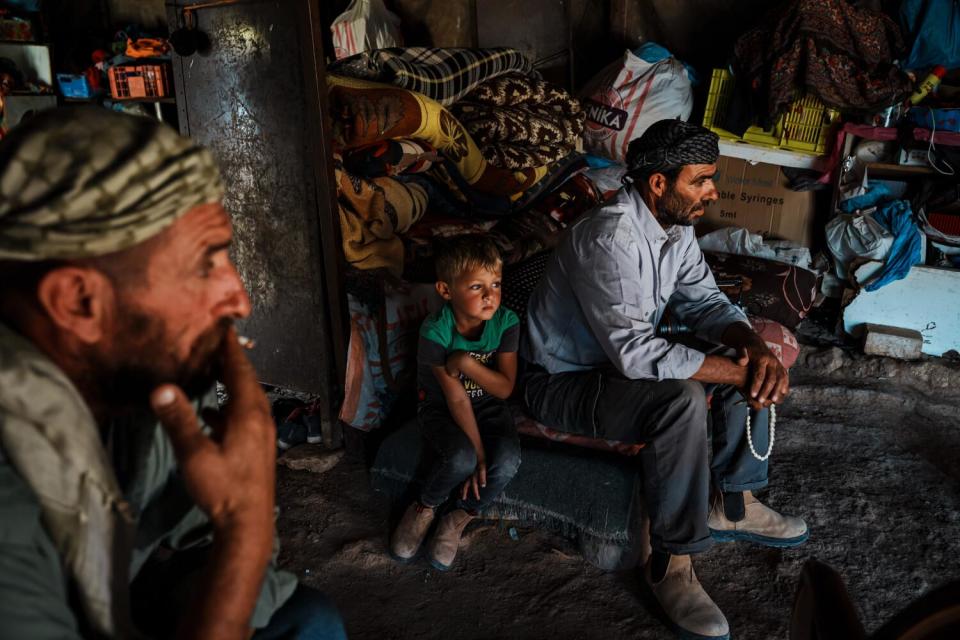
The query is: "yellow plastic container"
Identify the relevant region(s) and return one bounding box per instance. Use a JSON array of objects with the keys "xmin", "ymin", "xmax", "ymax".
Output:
[{"xmin": 702, "ymin": 69, "xmax": 840, "ymax": 156}]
